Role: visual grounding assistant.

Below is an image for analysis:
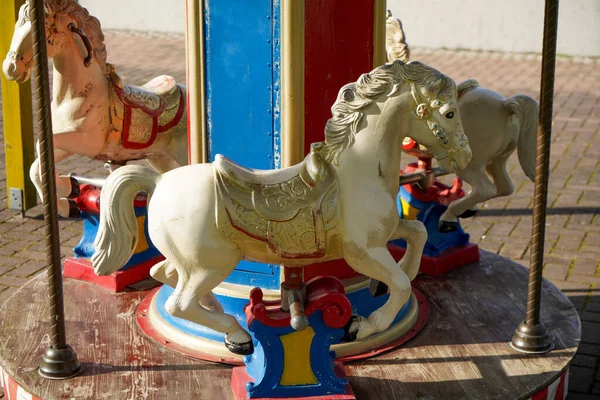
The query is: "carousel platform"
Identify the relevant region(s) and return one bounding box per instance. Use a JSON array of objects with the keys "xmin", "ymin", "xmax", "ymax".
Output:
[{"xmin": 0, "ymin": 250, "xmax": 579, "ymax": 400}]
